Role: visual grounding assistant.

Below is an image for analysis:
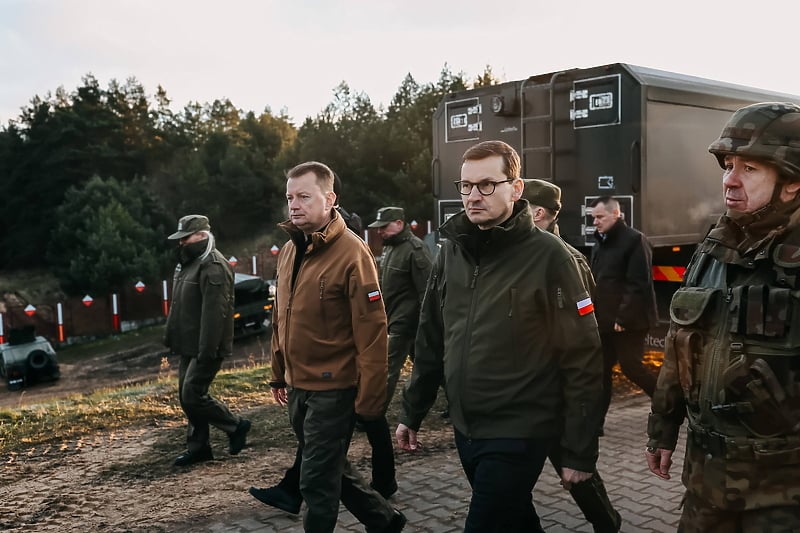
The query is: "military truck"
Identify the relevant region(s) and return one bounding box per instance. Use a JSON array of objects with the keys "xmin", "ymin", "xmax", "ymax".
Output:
[
  {"xmin": 431, "ymin": 63, "xmax": 800, "ymax": 348},
  {"xmin": 233, "ymin": 273, "xmax": 274, "ymax": 339},
  {"xmin": 0, "ymin": 325, "xmax": 60, "ymax": 390}
]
